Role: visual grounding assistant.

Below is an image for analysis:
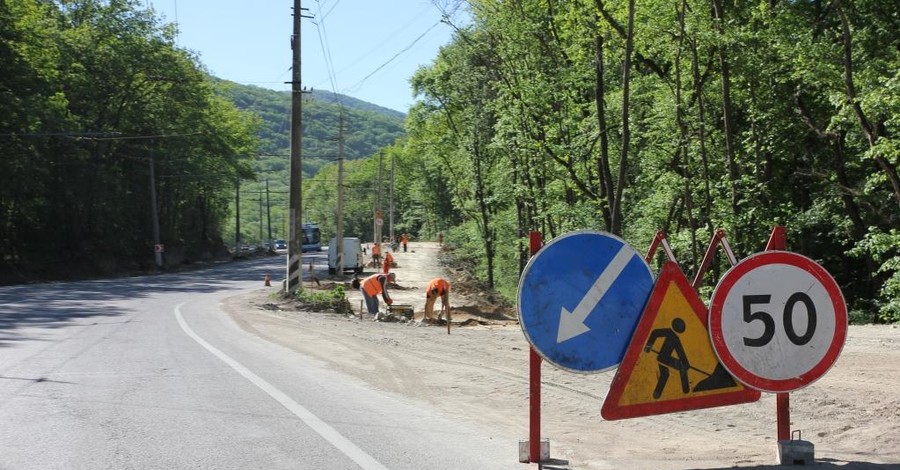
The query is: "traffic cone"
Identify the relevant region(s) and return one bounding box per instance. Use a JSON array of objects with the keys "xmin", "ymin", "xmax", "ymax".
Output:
[{"xmin": 264, "ymin": 273, "xmax": 271, "ymax": 286}]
